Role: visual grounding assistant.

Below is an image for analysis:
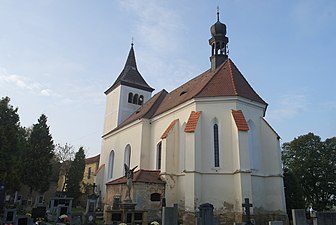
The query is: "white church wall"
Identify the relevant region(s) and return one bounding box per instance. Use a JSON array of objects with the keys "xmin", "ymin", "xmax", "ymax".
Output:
[{"xmin": 103, "ymin": 86, "xmax": 121, "ymax": 134}]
